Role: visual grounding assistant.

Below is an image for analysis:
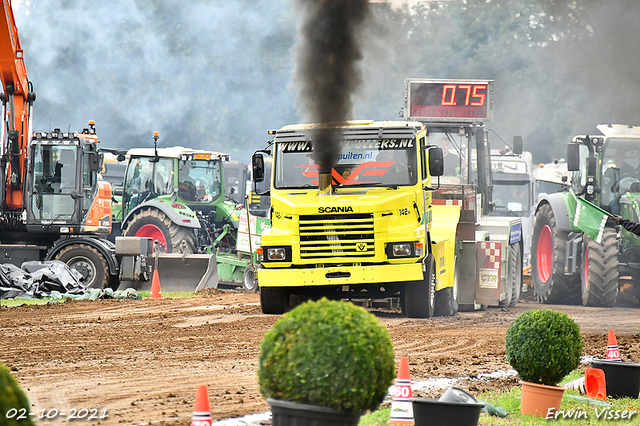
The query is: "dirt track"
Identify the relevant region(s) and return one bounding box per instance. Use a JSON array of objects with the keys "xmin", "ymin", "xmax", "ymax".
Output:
[{"xmin": 1, "ymin": 289, "xmax": 640, "ymax": 426}]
